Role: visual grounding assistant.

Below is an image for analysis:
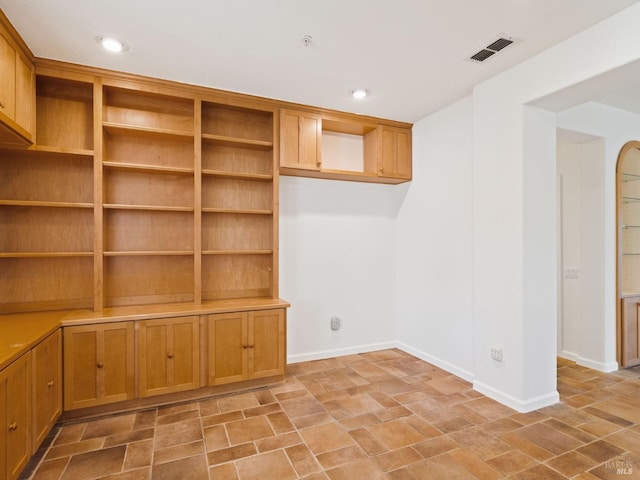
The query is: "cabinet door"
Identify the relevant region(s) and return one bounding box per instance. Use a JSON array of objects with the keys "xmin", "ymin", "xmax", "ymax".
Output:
[
  {"xmin": 0, "ymin": 370, "xmax": 5, "ymax": 480},
  {"xmin": 138, "ymin": 316, "xmax": 200, "ymax": 397},
  {"xmin": 63, "ymin": 323, "xmax": 135, "ymax": 410},
  {"xmin": 378, "ymin": 126, "xmax": 412, "ymax": 180},
  {"xmin": 208, "ymin": 312, "xmax": 248, "ymax": 386},
  {"xmin": 249, "ymin": 309, "xmax": 285, "ymax": 379},
  {"xmin": 14, "ymin": 53, "xmax": 32, "ymax": 135},
  {"xmin": 0, "ymin": 33, "xmax": 15, "ymax": 122},
  {"xmin": 621, "ymin": 297, "xmax": 640, "ymax": 367},
  {"xmin": 3, "ymin": 353, "xmax": 30, "ymax": 480},
  {"xmin": 31, "ymin": 330, "xmax": 62, "ymax": 452},
  {"xmin": 280, "ymin": 109, "xmax": 322, "ymax": 170}
]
